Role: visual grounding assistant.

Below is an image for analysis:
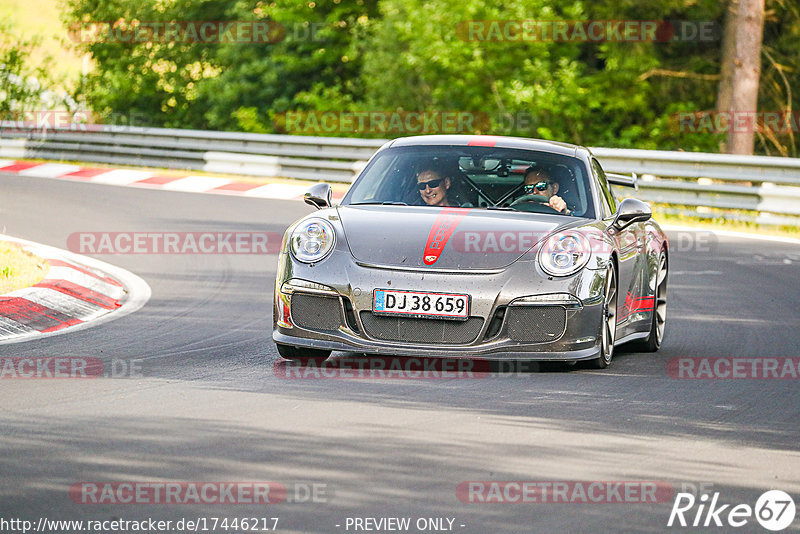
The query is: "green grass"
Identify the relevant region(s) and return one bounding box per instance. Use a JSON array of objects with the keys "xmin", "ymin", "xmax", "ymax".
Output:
[
  {"xmin": 652, "ymin": 207, "xmax": 800, "ymax": 239},
  {"xmin": 0, "ymin": 241, "xmax": 50, "ymax": 294}
]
